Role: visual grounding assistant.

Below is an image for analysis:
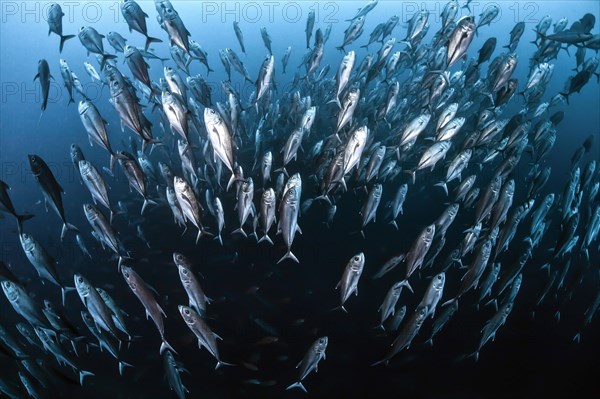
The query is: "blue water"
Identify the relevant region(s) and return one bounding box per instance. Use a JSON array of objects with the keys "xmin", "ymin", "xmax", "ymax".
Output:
[{"xmin": 1, "ymin": 1, "xmax": 599, "ymax": 398}]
